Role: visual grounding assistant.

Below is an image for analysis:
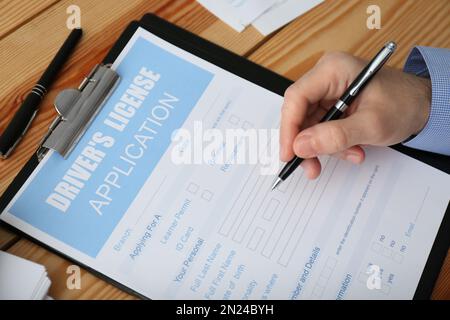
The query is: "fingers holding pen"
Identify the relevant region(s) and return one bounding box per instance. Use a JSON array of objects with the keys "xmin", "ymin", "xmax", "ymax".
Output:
[{"xmin": 279, "ymin": 52, "xmax": 361, "ymax": 163}]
